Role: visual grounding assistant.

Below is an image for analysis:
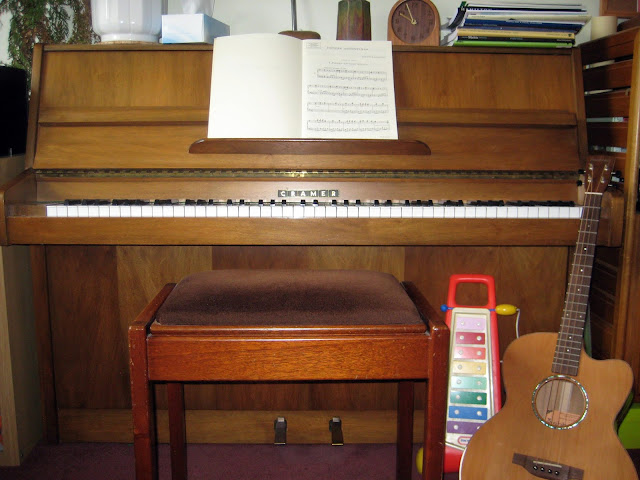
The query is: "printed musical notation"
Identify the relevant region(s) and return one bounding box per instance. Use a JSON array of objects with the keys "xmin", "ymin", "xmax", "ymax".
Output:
[
  {"xmin": 307, "ymin": 101, "xmax": 389, "ymax": 115},
  {"xmin": 301, "ymin": 39, "xmax": 397, "ymax": 139},
  {"xmin": 316, "ymin": 67, "xmax": 388, "ymax": 82},
  {"xmin": 306, "ymin": 119, "xmax": 392, "ymax": 133},
  {"xmin": 307, "ymin": 84, "xmax": 388, "ymax": 98}
]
